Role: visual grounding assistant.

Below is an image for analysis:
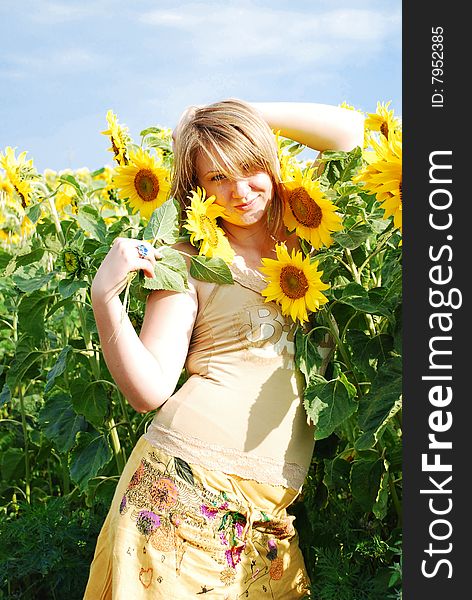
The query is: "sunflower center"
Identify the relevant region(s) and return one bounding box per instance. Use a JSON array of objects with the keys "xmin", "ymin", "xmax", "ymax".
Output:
[
  {"xmin": 399, "ymin": 180, "xmax": 402, "ymax": 201},
  {"xmin": 134, "ymin": 169, "xmax": 160, "ymax": 202},
  {"xmin": 380, "ymin": 121, "xmax": 389, "ymax": 139},
  {"xmin": 199, "ymin": 215, "xmax": 219, "ymax": 247},
  {"xmin": 280, "ymin": 265, "xmax": 309, "ymax": 299},
  {"xmin": 14, "ymin": 185, "xmax": 27, "ymax": 209},
  {"xmin": 288, "ymin": 187, "xmax": 322, "ymax": 227}
]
